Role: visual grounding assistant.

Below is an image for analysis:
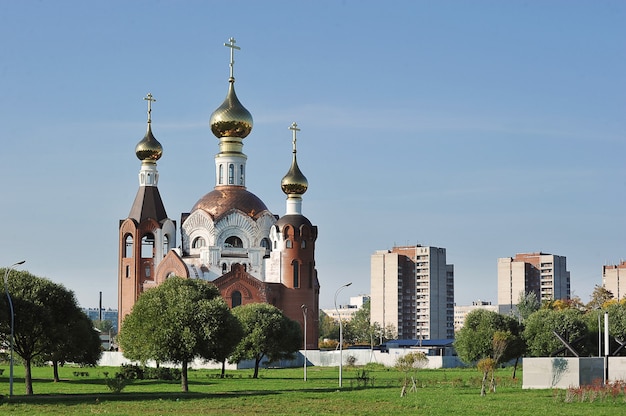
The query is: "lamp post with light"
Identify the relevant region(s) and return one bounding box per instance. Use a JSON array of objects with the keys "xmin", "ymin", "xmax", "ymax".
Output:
[
  {"xmin": 4, "ymin": 260, "xmax": 25, "ymax": 398},
  {"xmin": 301, "ymin": 304, "xmax": 308, "ymax": 381},
  {"xmin": 334, "ymin": 282, "xmax": 352, "ymax": 388}
]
